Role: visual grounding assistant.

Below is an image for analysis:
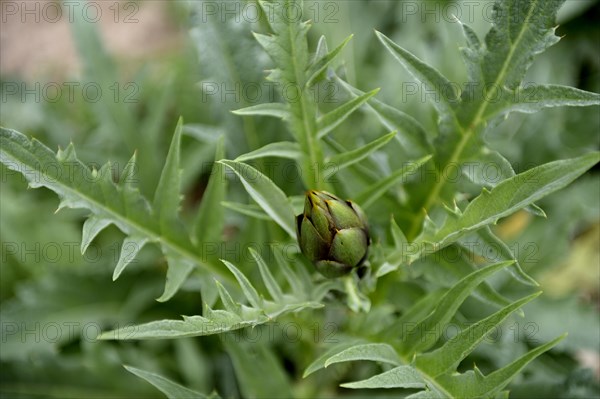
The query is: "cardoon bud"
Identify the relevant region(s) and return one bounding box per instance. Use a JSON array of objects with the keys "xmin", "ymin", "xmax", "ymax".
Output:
[{"xmin": 296, "ymin": 190, "xmax": 370, "ymax": 278}]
